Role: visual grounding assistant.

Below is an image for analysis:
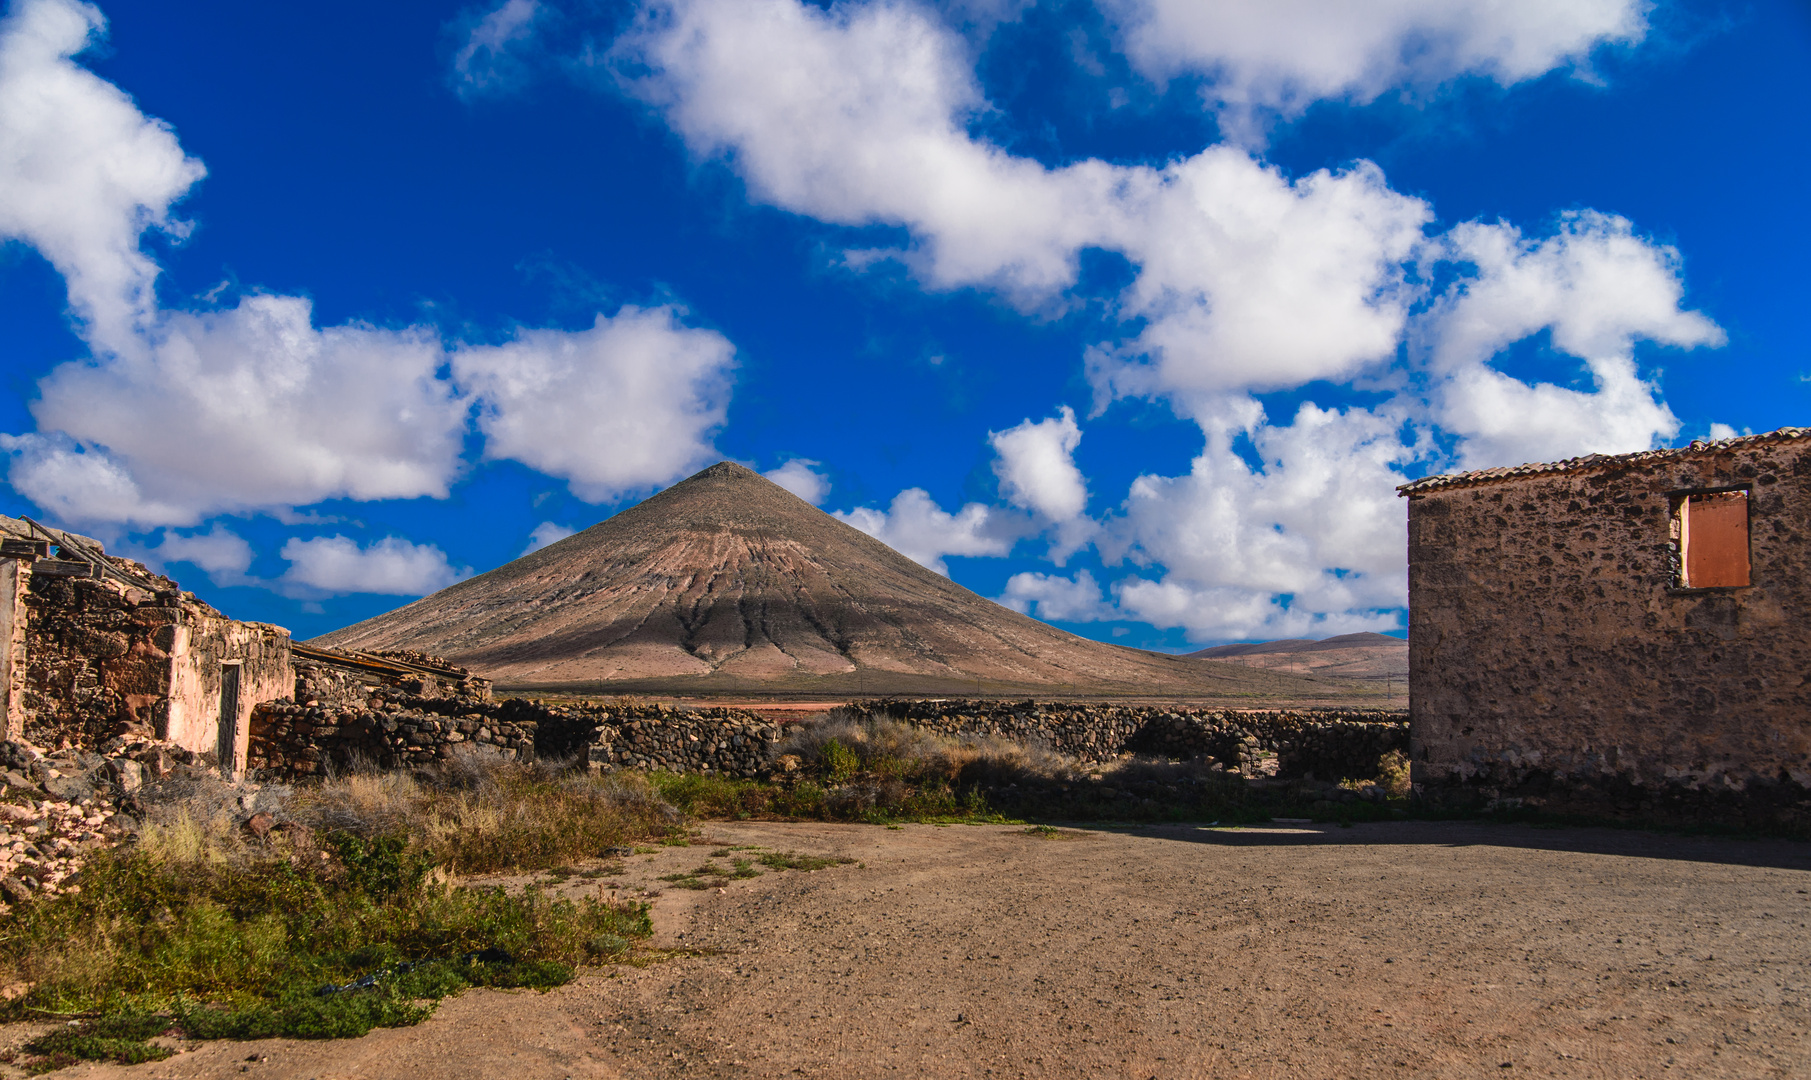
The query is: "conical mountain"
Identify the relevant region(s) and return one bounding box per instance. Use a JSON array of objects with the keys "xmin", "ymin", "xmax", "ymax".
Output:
[{"xmin": 315, "ymin": 462, "xmax": 1335, "ymax": 698}]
